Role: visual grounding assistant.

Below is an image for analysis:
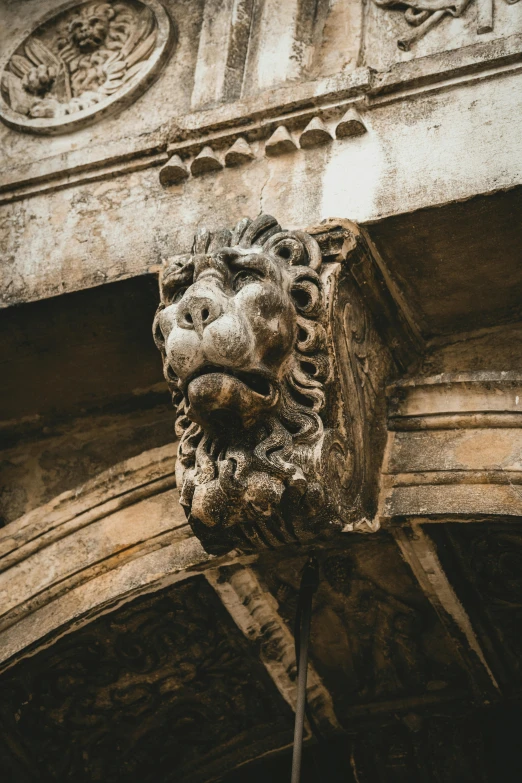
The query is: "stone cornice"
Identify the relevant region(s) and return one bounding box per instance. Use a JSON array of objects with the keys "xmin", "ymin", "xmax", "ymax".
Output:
[
  {"xmin": 381, "ymin": 372, "xmax": 522, "ymax": 522},
  {"xmin": 0, "ymin": 32, "xmax": 521, "ymax": 205}
]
